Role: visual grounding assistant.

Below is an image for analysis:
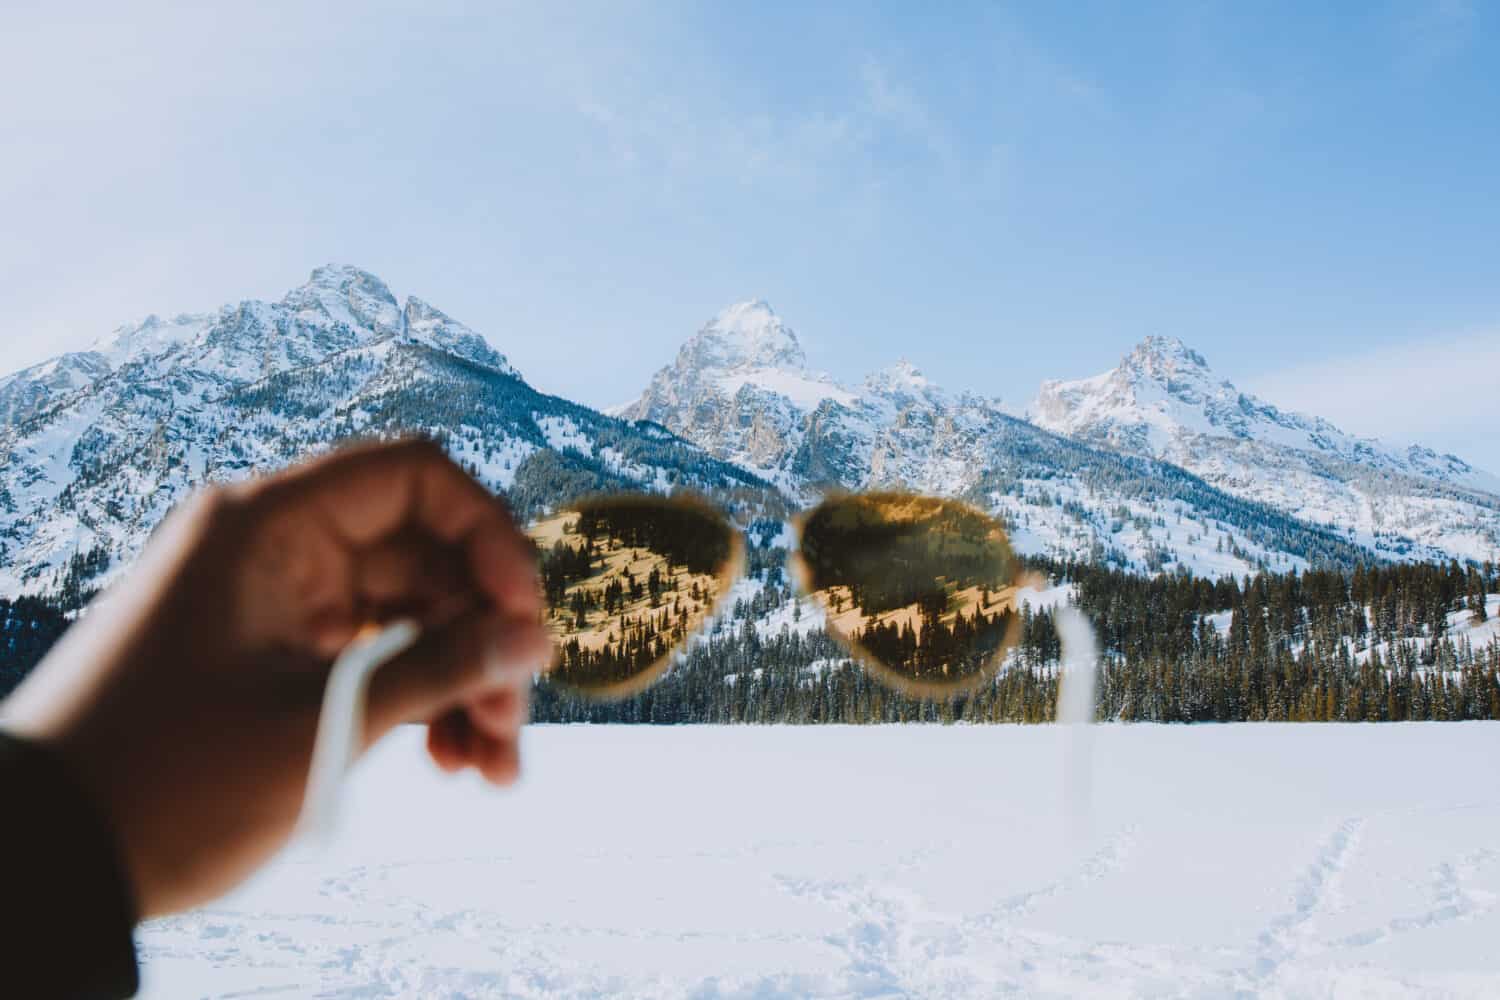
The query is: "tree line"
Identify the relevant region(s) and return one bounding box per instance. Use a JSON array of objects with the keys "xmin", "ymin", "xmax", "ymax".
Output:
[
  {"xmin": 6, "ymin": 450, "xmax": 1497, "ymax": 720},
  {"xmin": 533, "ymin": 554, "xmax": 1499, "ymax": 724}
]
